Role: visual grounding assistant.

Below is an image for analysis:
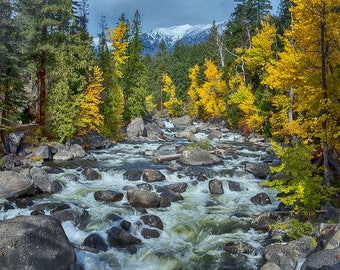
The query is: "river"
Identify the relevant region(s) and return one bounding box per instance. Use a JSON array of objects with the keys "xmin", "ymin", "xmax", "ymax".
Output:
[{"xmin": 1, "ymin": 121, "xmax": 278, "ymax": 270}]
